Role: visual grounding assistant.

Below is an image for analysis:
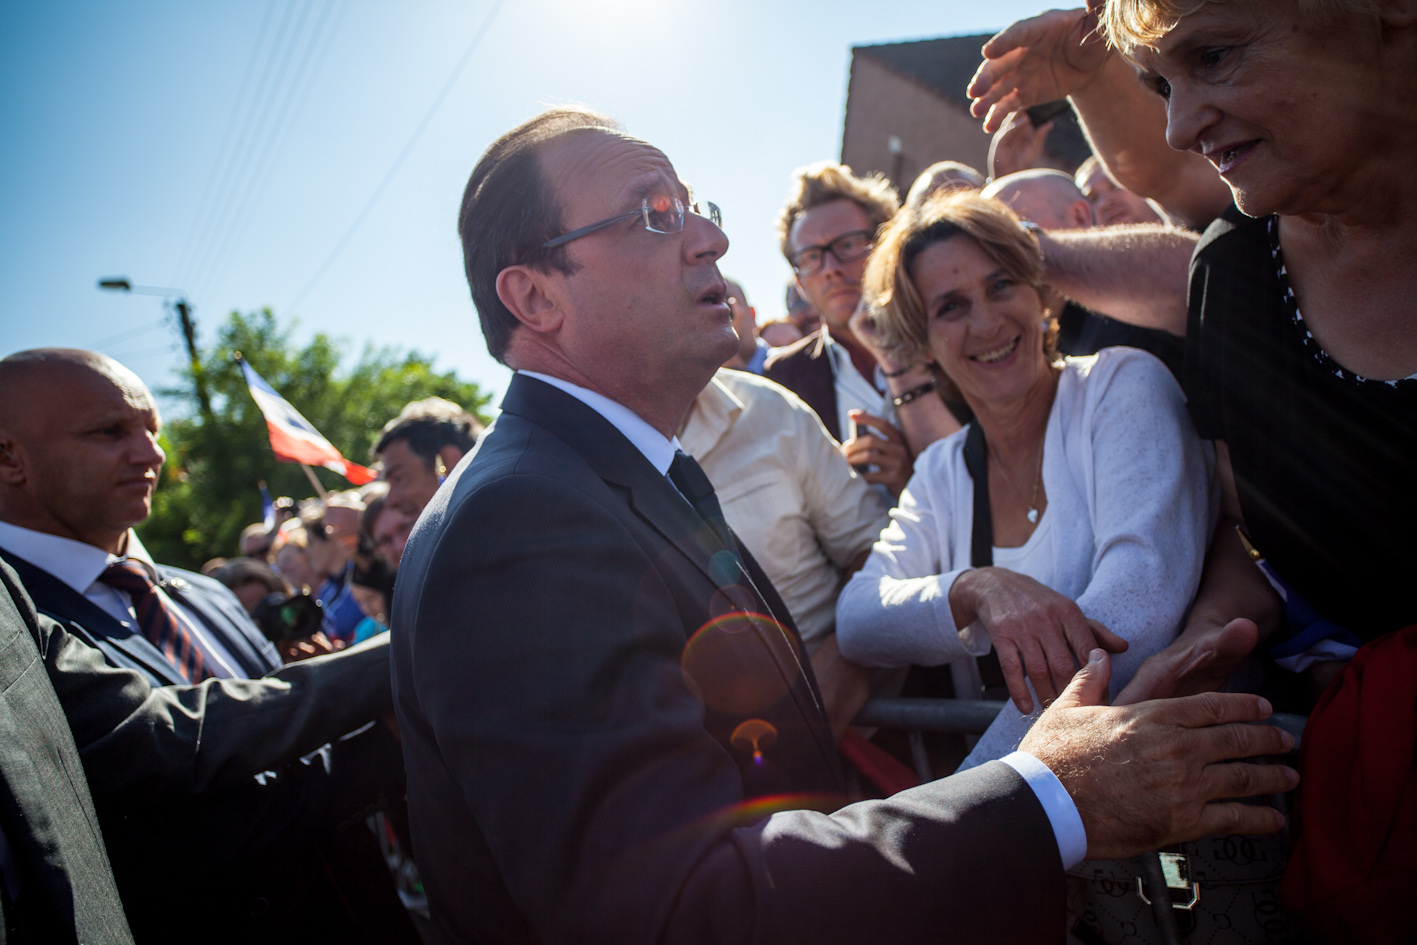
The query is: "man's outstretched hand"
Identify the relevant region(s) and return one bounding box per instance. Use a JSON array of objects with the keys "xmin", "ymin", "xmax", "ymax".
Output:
[
  {"xmin": 968, "ymin": 4, "xmax": 1111, "ymax": 133},
  {"xmin": 1021, "ymin": 649, "xmax": 1298, "ymax": 861}
]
